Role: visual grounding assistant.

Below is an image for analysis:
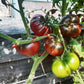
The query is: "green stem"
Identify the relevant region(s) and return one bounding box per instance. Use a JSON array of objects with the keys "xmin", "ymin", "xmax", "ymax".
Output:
[
  {"xmin": 62, "ymin": 0, "xmax": 66, "ymax": 16},
  {"xmin": 0, "ymin": 33, "xmax": 49, "ymax": 45},
  {"xmin": 15, "ymin": 35, "xmax": 49, "ymax": 45},
  {"xmin": 49, "ymin": 23, "xmax": 67, "ymax": 53},
  {"xmin": 17, "ymin": 0, "xmax": 31, "ymax": 36},
  {"xmin": 26, "ymin": 52, "xmax": 48, "ymax": 84},
  {"xmin": 26, "ymin": 58, "xmax": 39, "ymax": 84},
  {"xmin": 6, "ymin": 0, "xmax": 20, "ymax": 13},
  {"xmin": 57, "ymin": 26, "xmax": 67, "ymax": 60},
  {"xmin": 58, "ymin": 26, "xmax": 67, "ymax": 51},
  {"xmin": 50, "ymin": 23, "xmax": 67, "ymax": 59},
  {"xmin": 76, "ymin": 70, "xmax": 84, "ymax": 84},
  {"xmin": 0, "ymin": 33, "xmax": 16, "ymax": 42},
  {"xmin": 8, "ymin": 4, "xmax": 20, "ymax": 13}
]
